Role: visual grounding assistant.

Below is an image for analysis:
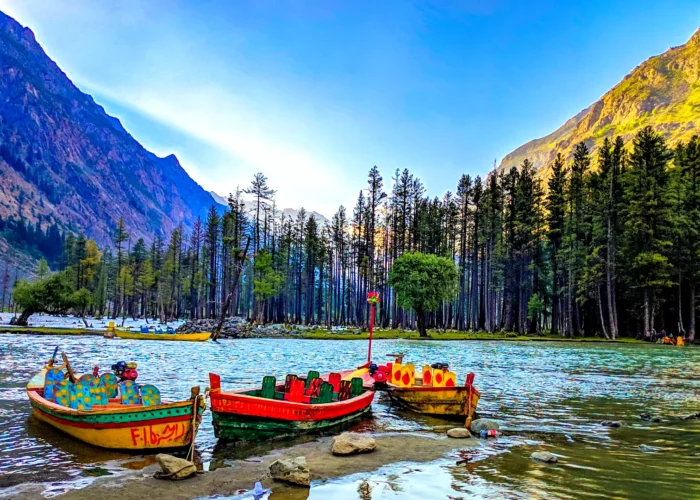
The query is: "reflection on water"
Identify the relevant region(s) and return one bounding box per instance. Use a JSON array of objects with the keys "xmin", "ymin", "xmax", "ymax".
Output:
[{"xmin": 1, "ymin": 335, "xmax": 699, "ymax": 498}]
